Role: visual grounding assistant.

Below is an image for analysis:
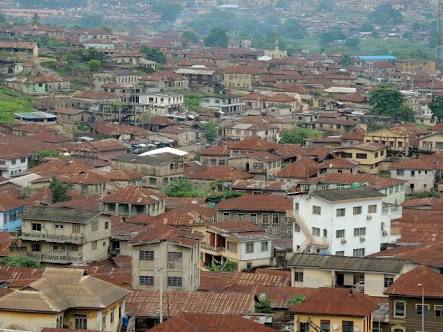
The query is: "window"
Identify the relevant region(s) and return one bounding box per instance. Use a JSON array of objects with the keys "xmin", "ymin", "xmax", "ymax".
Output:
[
  {"xmin": 32, "ymin": 223, "xmax": 41, "ymax": 231},
  {"xmin": 55, "ymin": 224, "xmax": 64, "ymax": 230},
  {"xmin": 294, "ymin": 223, "xmax": 300, "ymax": 232},
  {"xmin": 336, "ymin": 229, "xmax": 345, "ymax": 238},
  {"xmin": 261, "ymin": 241, "xmax": 269, "ymax": 252},
  {"xmin": 342, "ymin": 321, "xmax": 354, "ymax": 332},
  {"xmin": 246, "ymin": 242, "xmax": 254, "ymax": 253},
  {"xmin": 91, "ymin": 220, "xmax": 98, "ymax": 232},
  {"xmin": 140, "ymin": 250, "xmax": 154, "ymax": 260},
  {"xmin": 104, "ymin": 221, "xmax": 109, "ymax": 230},
  {"xmin": 312, "ymin": 206, "xmax": 321, "ymax": 215},
  {"xmin": 384, "ymin": 275, "xmax": 394, "ymax": 288},
  {"xmin": 262, "ymin": 214, "xmax": 269, "ymax": 224},
  {"xmin": 168, "ymin": 252, "xmax": 183, "ymax": 262},
  {"xmin": 70, "ymin": 224, "xmax": 80, "ymax": 234},
  {"xmin": 411, "ymin": 170, "xmax": 415, "ymax": 177},
  {"xmin": 167, "ymin": 276, "xmax": 182, "ymax": 287},
  {"xmin": 227, "ymin": 241, "xmax": 237, "ymax": 253},
  {"xmin": 110, "ymin": 309, "xmax": 114, "ymax": 323},
  {"xmin": 368, "ymin": 205, "xmax": 377, "ymax": 213},
  {"xmin": 272, "ymin": 214, "xmax": 279, "ymax": 224},
  {"xmin": 353, "ymin": 248, "xmax": 365, "ymax": 257},
  {"xmin": 250, "ymin": 213, "xmax": 257, "ymax": 222},
  {"xmin": 92, "ymin": 241, "xmax": 97, "ymax": 250},
  {"xmin": 353, "ymin": 206, "xmax": 362, "ymax": 215},
  {"xmin": 223, "ymin": 212, "xmax": 230, "ymax": 219},
  {"xmin": 102, "ymin": 313, "xmax": 106, "ymax": 330},
  {"xmin": 353, "ymin": 227, "xmax": 366, "ymax": 236},
  {"xmin": 396, "ymin": 169, "xmax": 404, "ymax": 176},
  {"xmin": 356, "ymin": 153, "xmax": 367, "ymax": 159},
  {"xmin": 435, "ymin": 305, "xmax": 443, "ymax": 317},
  {"xmin": 416, "ymin": 304, "xmax": 430, "ymax": 315},
  {"xmin": 320, "ymin": 320, "xmax": 330, "ymax": 332},
  {"xmin": 394, "ymin": 300, "xmax": 406, "ymax": 317},
  {"xmin": 312, "ymin": 227, "xmax": 320, "ymax": 236},
  {"xmin": 31, "ymin": 243, "xmax": 41, "ymax": 252},
  {"xmin": 75, "ymin": 314, "xmax": 87, "ymax": 329},
  {"xmin": 294, "ymin": 271, "xmax": 304, "ymax": 282},
  {"xmin": 336, "ymin": 208, "xmax": 346, "ymax": 217},
  {"xmin": 139, "ymin": 276, "xmax": 154, "ymax": 286},
  {"xmin": 335, "ymin": 251, "xmax": 344, "ymax": 256},
  {"xmin": 295, "ymin": 203, "xmax": 299, "ymax": 211}
]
